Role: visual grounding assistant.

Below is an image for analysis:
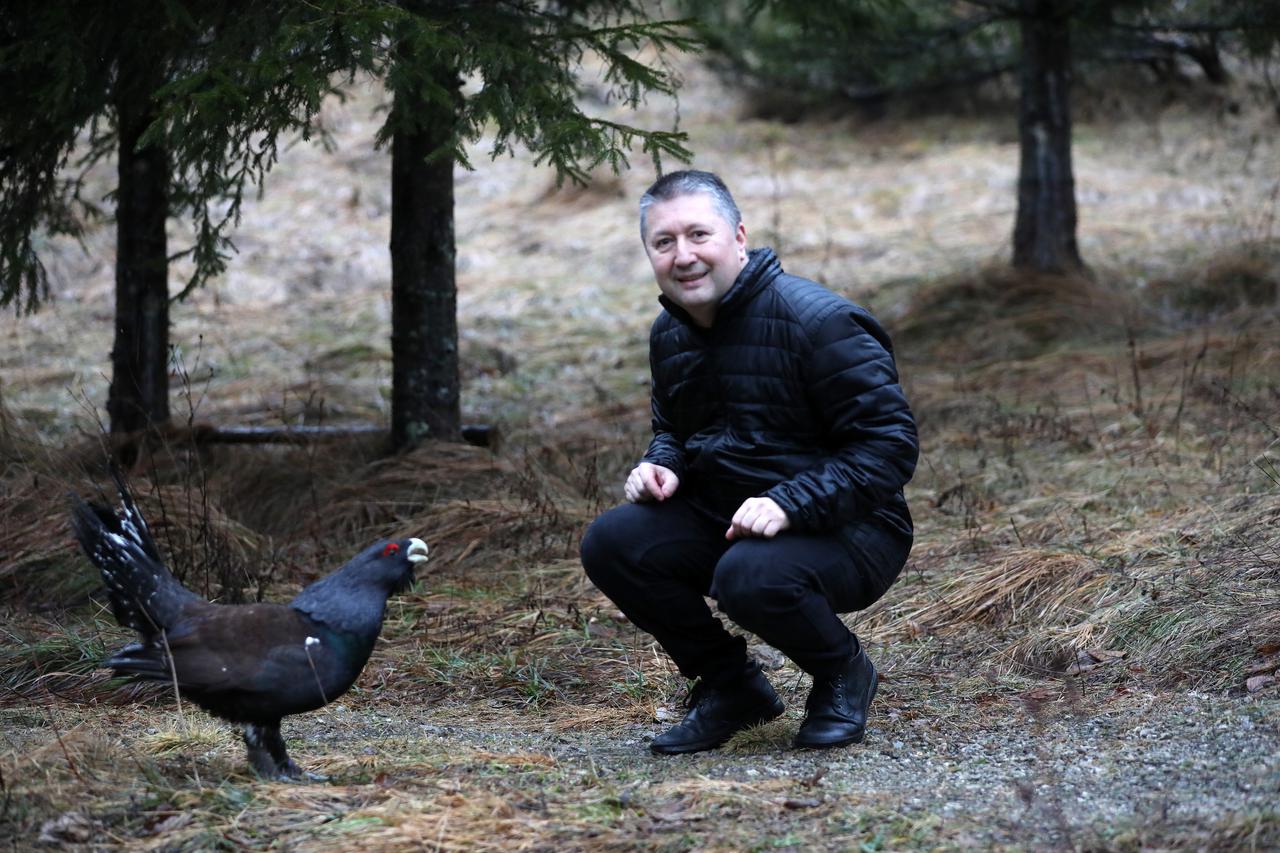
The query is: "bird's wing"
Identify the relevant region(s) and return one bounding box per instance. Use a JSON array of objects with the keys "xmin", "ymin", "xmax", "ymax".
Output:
[
  {"xmin": 159, "ymin": 606, "xmax": 364, "ymax": 717},
  {"xmin": 156, "ymin": 604, "xmax": 313, "ymax": 691}
]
